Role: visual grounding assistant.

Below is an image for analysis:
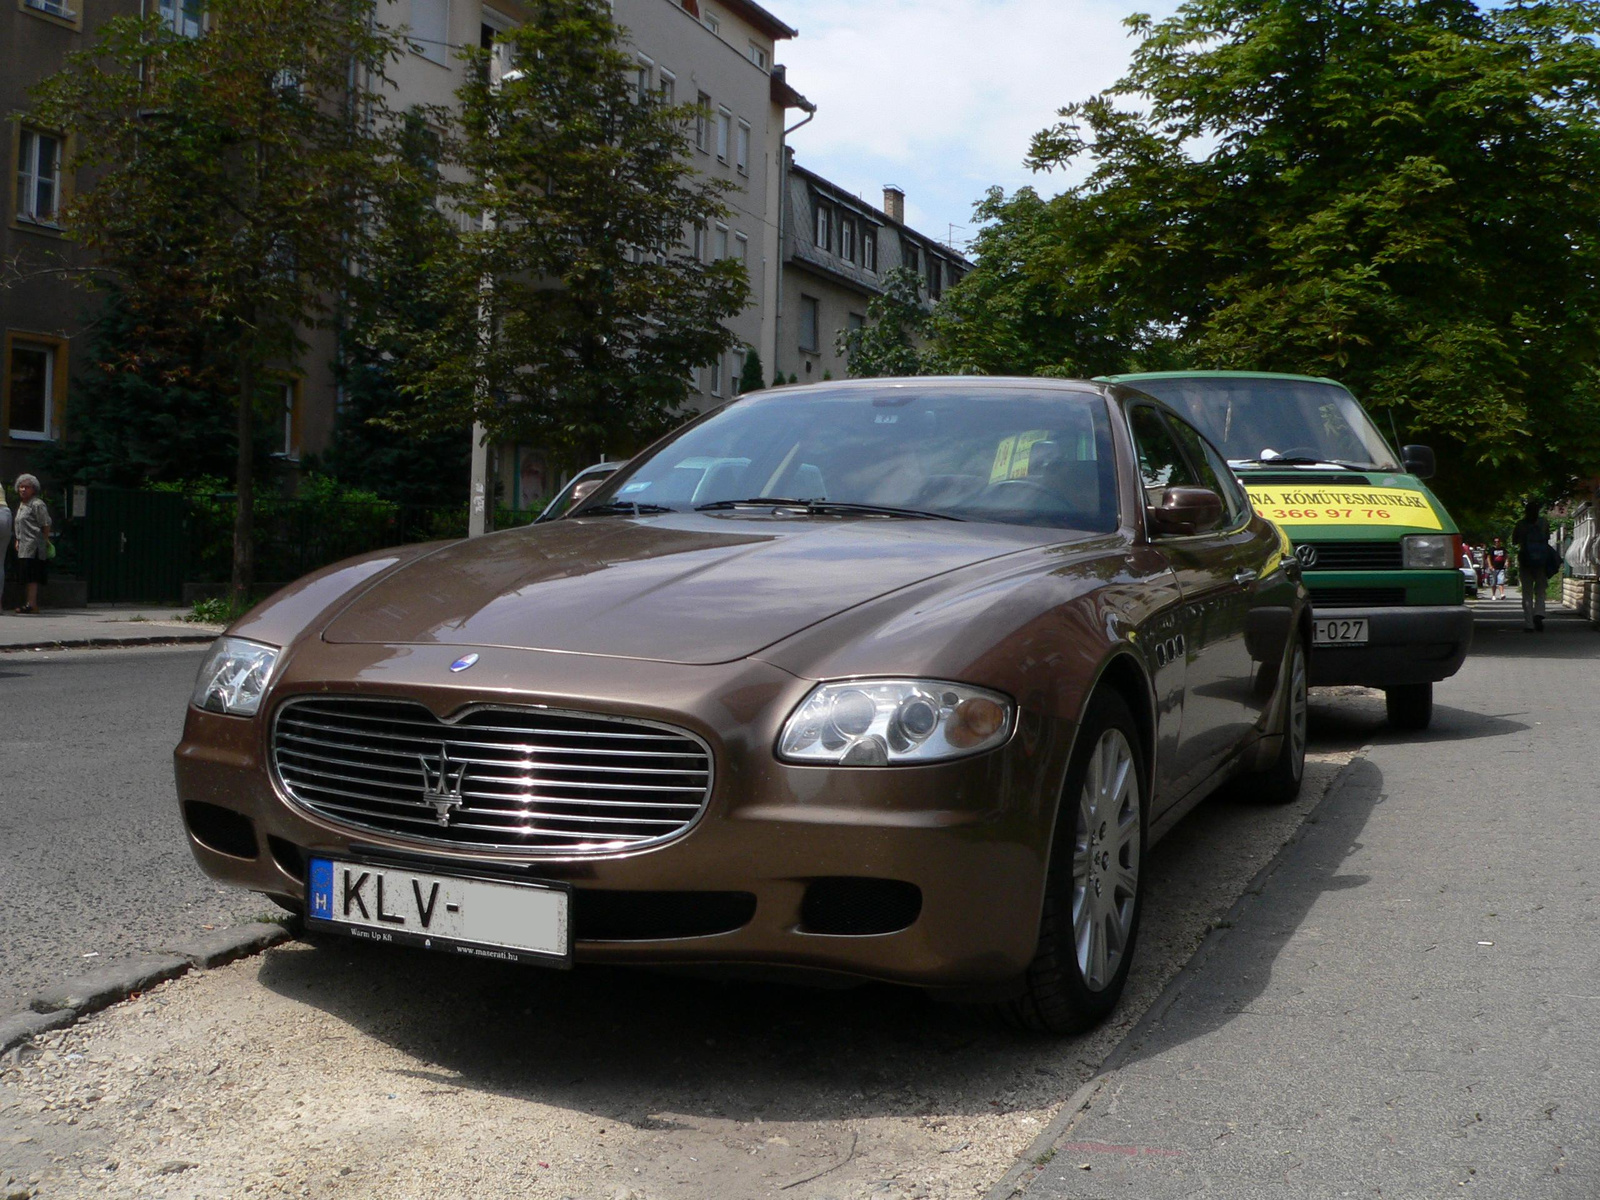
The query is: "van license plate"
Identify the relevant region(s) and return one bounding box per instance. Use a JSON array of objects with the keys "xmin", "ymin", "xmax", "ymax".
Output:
[
  {"xmin": 1313, "ymin": 617, "xmax": 1369, "ymax": 646},
  {"xmin": 307, "ymin": 857, "xmax": 571, "ymax": 966}
]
